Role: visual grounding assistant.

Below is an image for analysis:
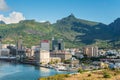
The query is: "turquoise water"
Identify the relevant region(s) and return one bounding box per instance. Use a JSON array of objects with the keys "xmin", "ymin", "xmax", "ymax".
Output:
[{"xmin": 0, "ymin": 61, "xmax": 69, "ymax": 80}]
